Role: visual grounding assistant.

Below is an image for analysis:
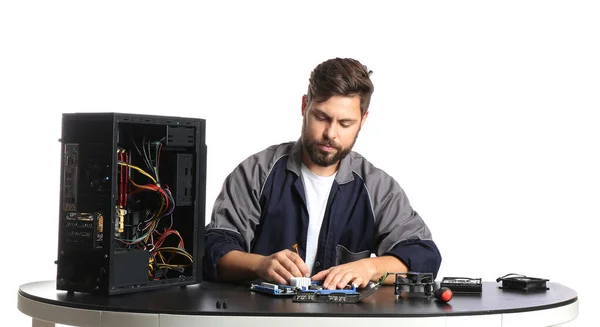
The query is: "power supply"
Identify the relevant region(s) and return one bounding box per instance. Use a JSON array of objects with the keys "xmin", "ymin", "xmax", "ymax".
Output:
[{"xmin": 56, "ymin": 113, "xmax": 206, "ymax": 295}]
